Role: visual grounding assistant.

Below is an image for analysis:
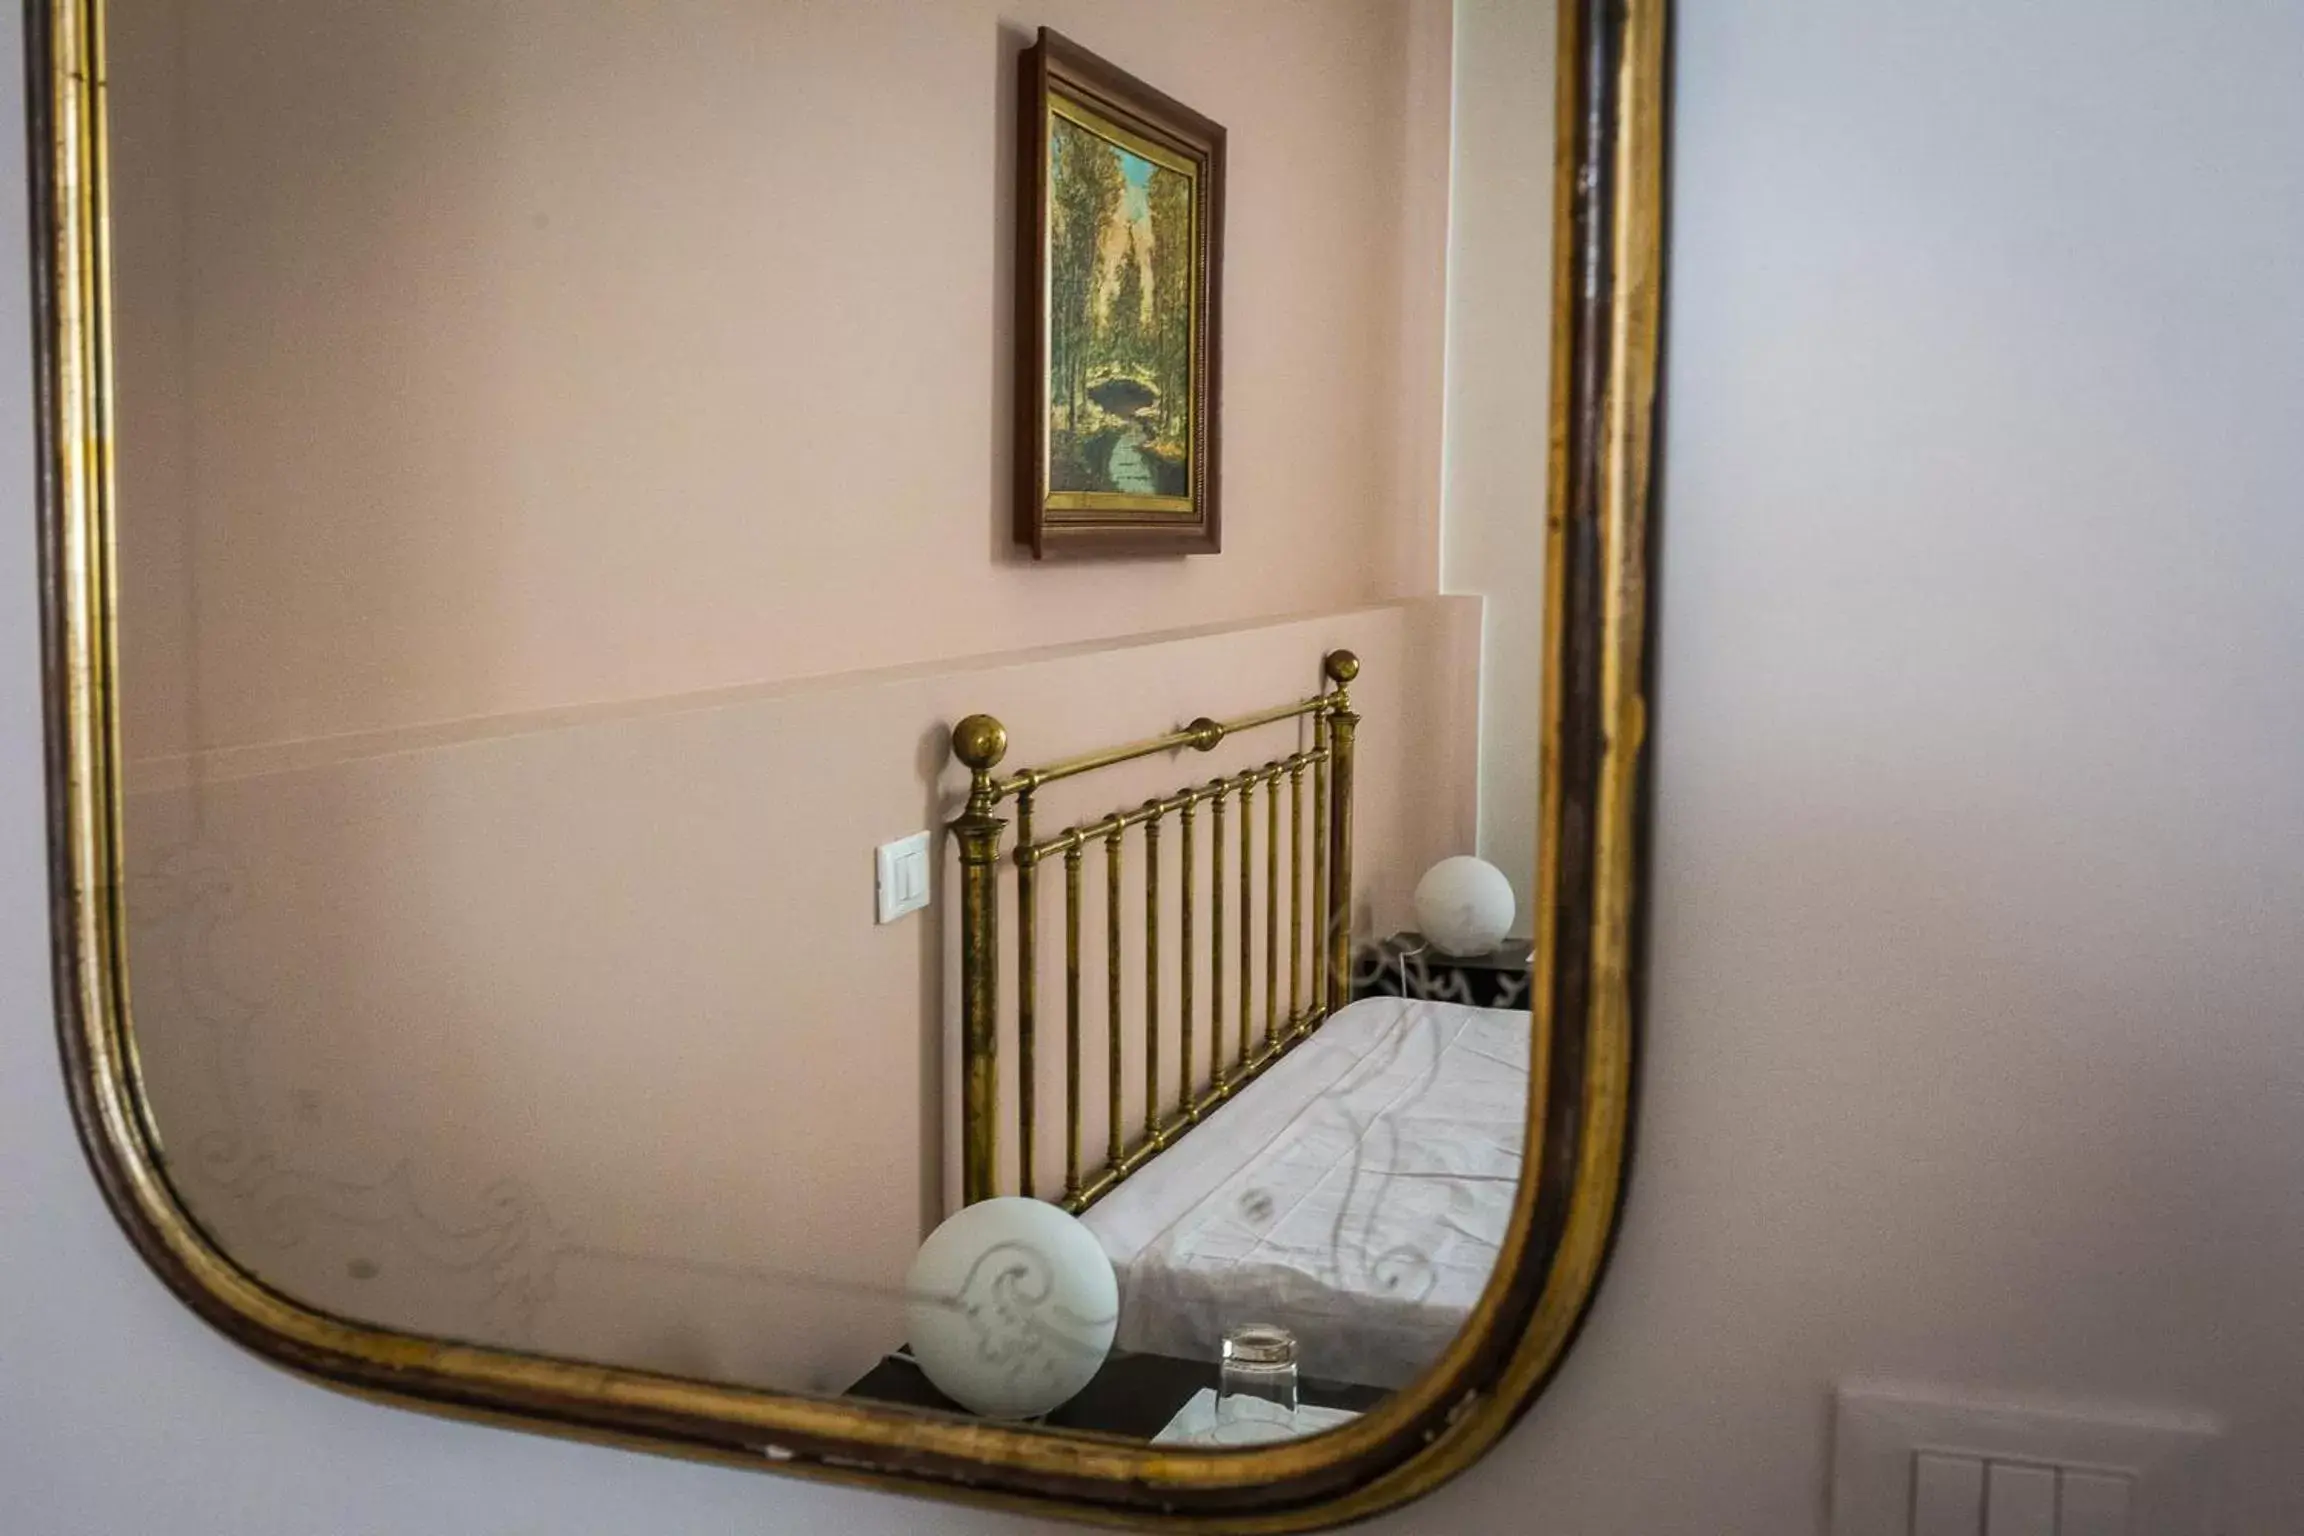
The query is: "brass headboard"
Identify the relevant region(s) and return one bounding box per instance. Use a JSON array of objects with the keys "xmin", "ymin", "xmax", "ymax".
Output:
[{"xmin": 948, "ymin": 651, "xmax": 1361, "ymax": 1211}]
